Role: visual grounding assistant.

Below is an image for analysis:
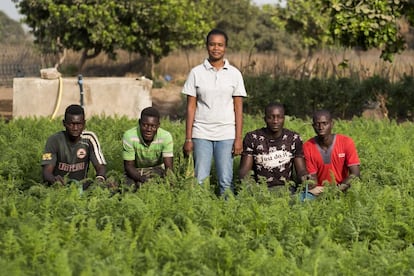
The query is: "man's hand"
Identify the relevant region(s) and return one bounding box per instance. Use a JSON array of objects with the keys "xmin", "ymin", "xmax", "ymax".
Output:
[
  {"xmin": 137, "ymin": 174, "xmax": 148, "ymax": 184},
  {"xmin": 308, "ymin": 186, "xmax": 324, "ymax": 195},
  {"xmin": 105, "ymin": 179, "xmax": 119, "ymax": 190},
  {"xmin": 338, "ymin": 183, "xmax": 350, "ymax": 192},
  {"xmin": 301, "ymin": 174, "xmax": 317, "ymax": 189},
  {"xmin": 54, "ymin": 175, "xmax": 65, "ymax": 185}
]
